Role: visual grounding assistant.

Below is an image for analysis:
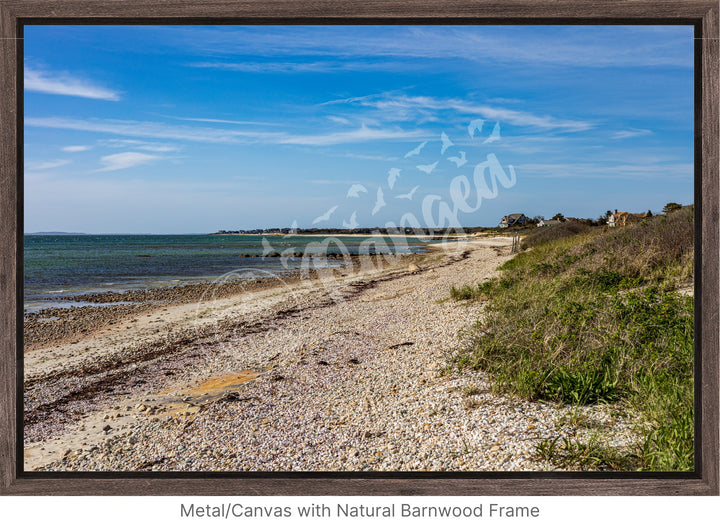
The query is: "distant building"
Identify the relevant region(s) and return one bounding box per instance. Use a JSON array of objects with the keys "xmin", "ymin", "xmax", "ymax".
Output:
[
  {"xmin": 499, "ymin": 213, "xmax": 528, "ymax": 228},
  {"xmin": 537, "ymin": 219, "xmax": 562, "ymax": 227},
  {"xmin": 608, "ymin": 209, "xmax": 650, "ymax": 227}
]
